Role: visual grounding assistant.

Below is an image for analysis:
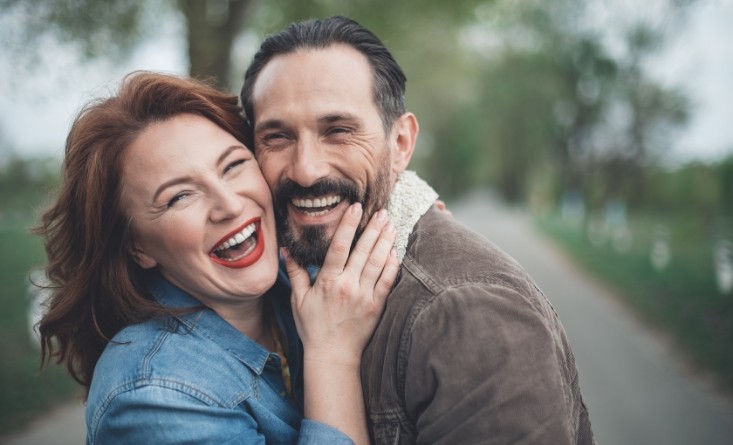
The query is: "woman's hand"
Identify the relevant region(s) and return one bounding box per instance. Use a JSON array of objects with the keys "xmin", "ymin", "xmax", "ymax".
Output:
[
  {"xmin": 435, "ymin": 199, "xmax": 452, "ymax": 217},
  {"xmin": 285, "ymin": 203, "xmax": 399, "ymax": 366},
  {"xmin": 284, "ymin": 203, "xmax": 398, "ymax": 445}
]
